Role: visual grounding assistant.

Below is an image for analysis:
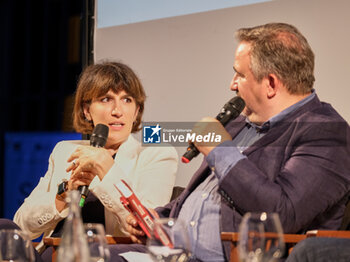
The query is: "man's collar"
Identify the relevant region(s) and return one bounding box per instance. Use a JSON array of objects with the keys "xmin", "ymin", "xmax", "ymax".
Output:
[
  {"xmin": 245, "ymin": 90, "xmax": 316, "ymax": 132},
  {"xmin": 245, "ymin": 119, "xmax": 270, "ymax": 133}
]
